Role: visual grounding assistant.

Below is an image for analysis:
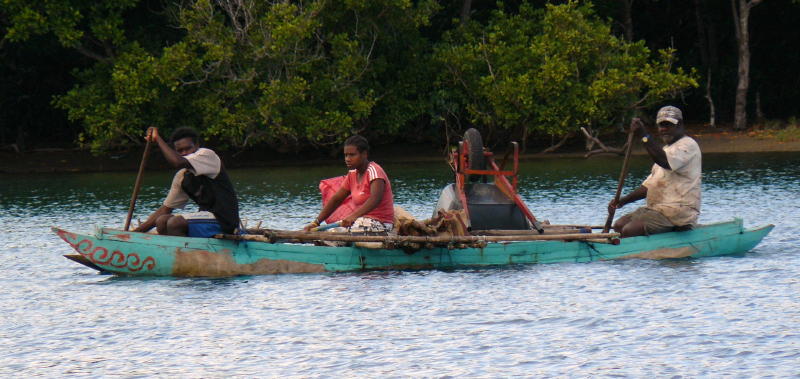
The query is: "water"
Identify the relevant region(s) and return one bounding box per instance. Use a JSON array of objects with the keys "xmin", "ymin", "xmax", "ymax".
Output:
[{"xmin": 1, "ymin": 152, "xmax": 799, "ymax": 377}]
